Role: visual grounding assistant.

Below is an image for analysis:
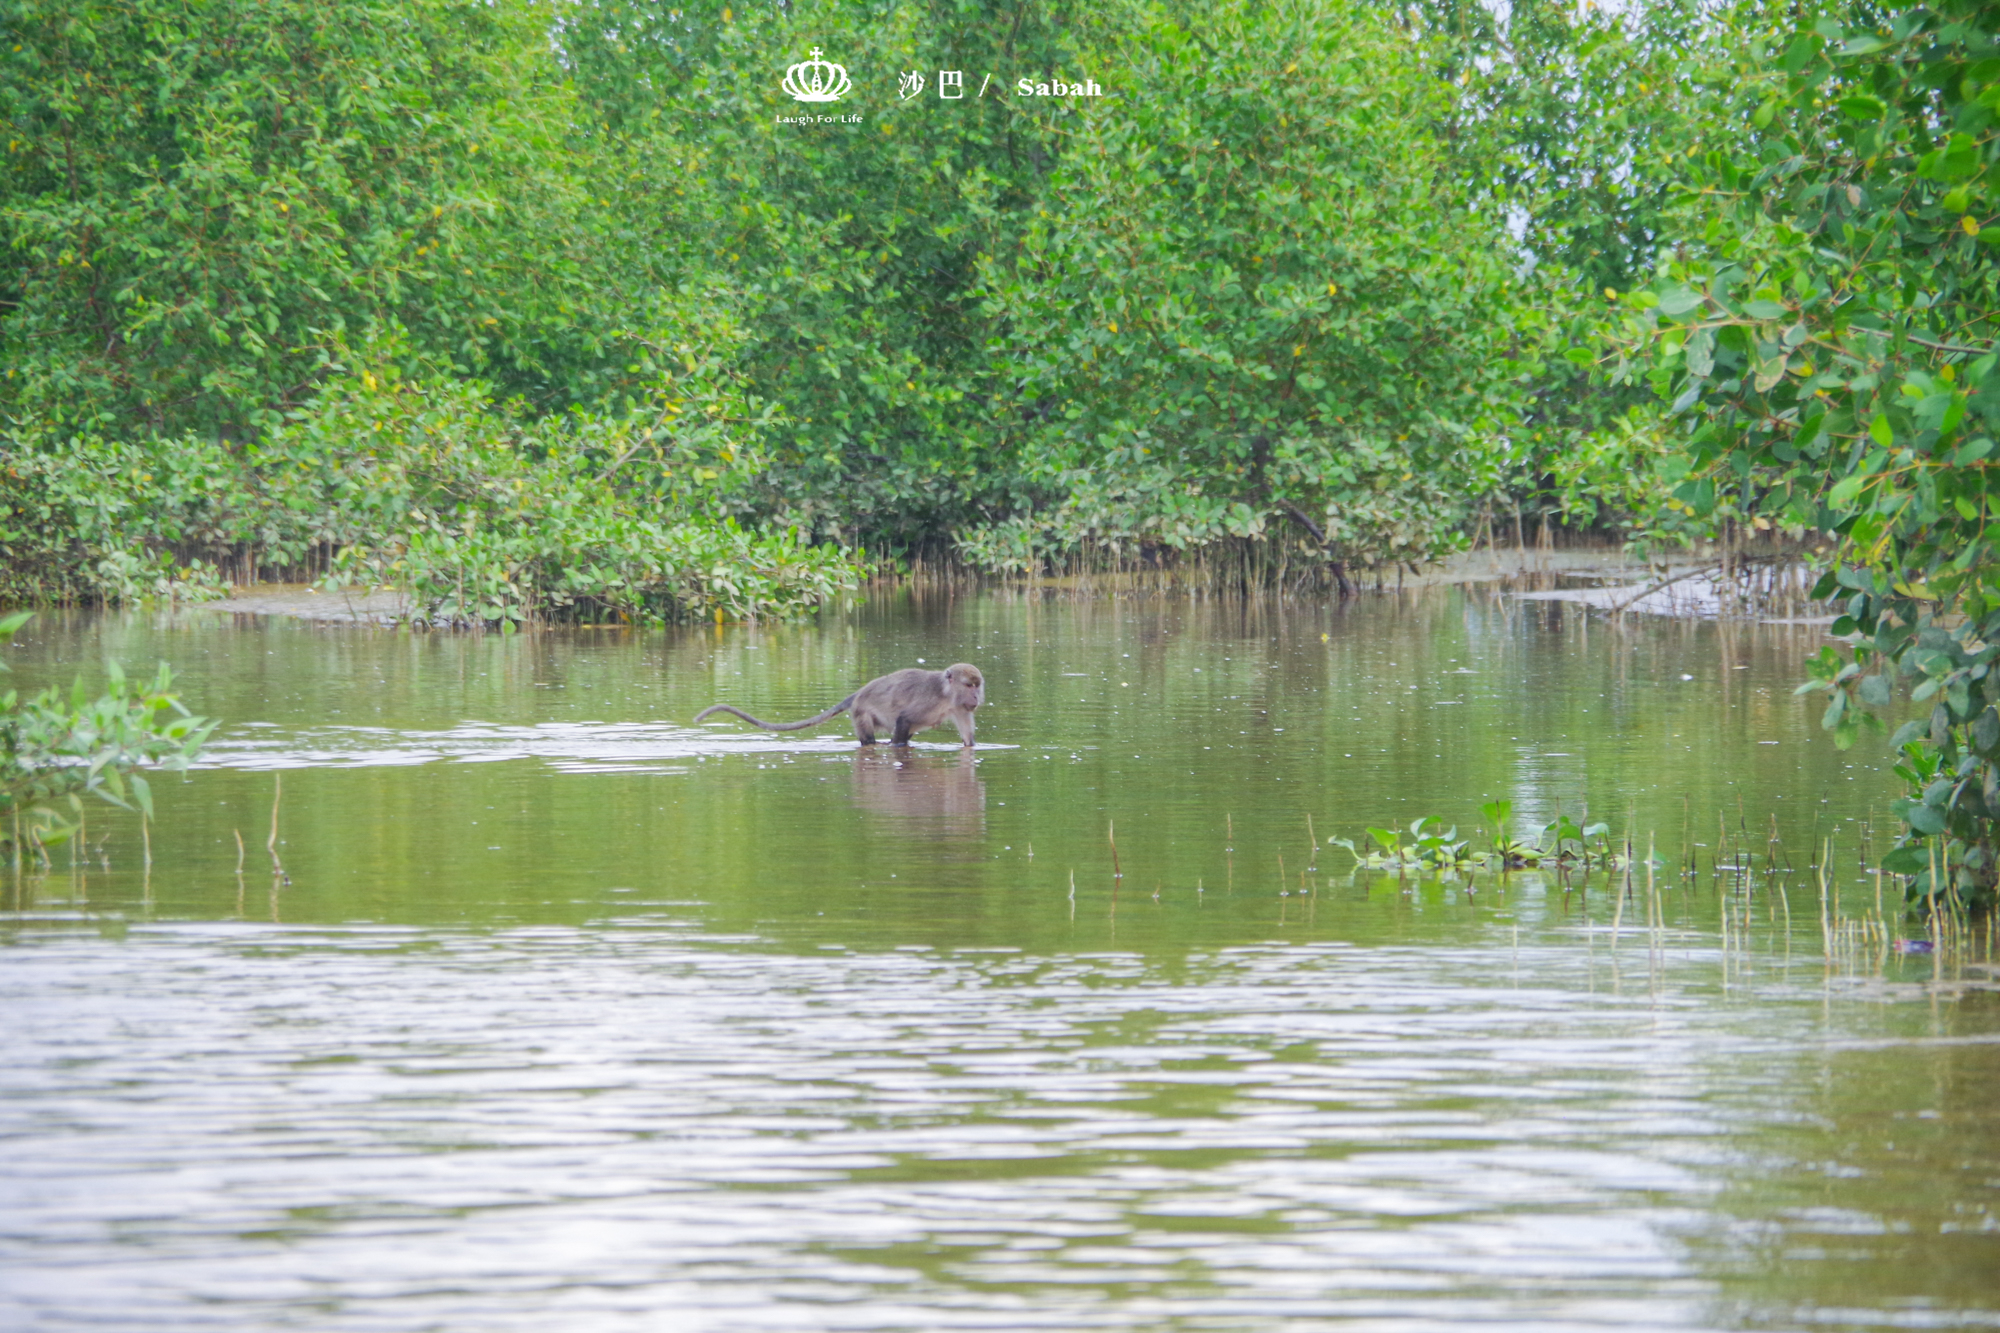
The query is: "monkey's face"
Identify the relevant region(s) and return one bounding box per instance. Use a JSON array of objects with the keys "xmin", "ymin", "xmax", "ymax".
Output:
[{"xmin": 945, "ymin": 664, "xmax": 985, "ymax": 711}]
